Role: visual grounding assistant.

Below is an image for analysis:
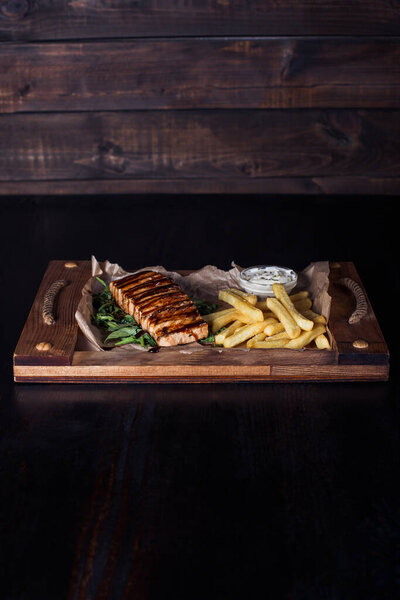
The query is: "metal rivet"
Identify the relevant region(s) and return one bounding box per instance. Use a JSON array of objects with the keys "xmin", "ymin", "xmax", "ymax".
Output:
[
  {"xmin": 36, "ymin": 342, "xmax": 53, "ymax": 352},
  {"xmin": 352, "ymin": 339, "xmax": 368, "ymax": 349},
  {"xmin": 65, "ymin": 262, "xmax": 78, "ymax": 268}
]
